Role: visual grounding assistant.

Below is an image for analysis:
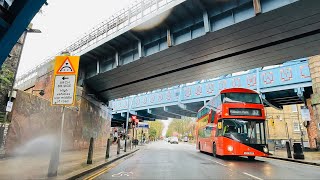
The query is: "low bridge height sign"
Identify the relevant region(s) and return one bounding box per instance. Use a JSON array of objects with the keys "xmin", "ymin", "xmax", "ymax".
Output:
[{"xmin": 51, "ymin": 56, "xmax": 80, "ymax": 106}]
